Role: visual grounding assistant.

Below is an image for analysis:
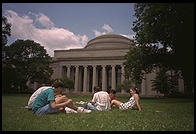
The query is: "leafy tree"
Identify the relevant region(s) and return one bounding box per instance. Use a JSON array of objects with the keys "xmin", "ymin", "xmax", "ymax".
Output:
[
  {"xmin": 3, "ymin": 40, "xmax": 53, "ymax": 92},
  {"xmin": 125, "ymin": 3, "xmax": 193, "ymax": 95},
  {"xmin": 116, "ymin": 79, "xmax": 134, "ymax": 93},
  {"xmin": 2, "ymin": 16, "xmax": 11, "ymax": 47}
]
